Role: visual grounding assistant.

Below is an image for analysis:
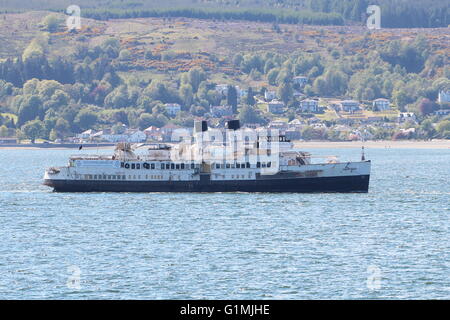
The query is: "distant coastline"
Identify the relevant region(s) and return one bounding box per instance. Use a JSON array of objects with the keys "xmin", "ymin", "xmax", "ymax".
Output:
[
  {"xmin": 0, "ymin": 143, "xmax": 115, "ymax": 150},
  {"xmin": 0, "ymin": 140, "xmax": 448, "ymax": 150},
  {"xmin": 294, "ymin": 140, "xmax": 450, "ymax": 149}
]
